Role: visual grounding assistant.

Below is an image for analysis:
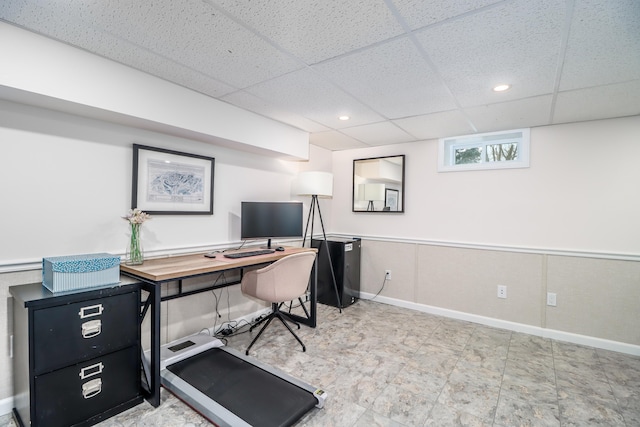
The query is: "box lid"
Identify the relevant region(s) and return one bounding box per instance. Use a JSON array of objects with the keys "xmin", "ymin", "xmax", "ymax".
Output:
[{"xmin": 43, "ymin": 253, "xmax": 120, "ymax": 273}]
